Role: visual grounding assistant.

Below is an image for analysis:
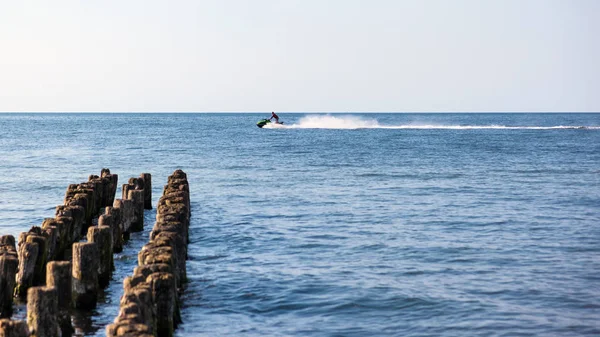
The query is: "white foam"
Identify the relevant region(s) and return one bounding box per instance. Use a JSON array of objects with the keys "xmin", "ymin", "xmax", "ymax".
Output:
[
  {"xmin": 291, "ymin": 115, "xmax": 380, "ymax": 129},
  {"xmin": 266, "ymin": 115, "xmax": 600, "ymax": 130},
  {"xmin": 262, "ymin": 122, "xmax": 287, "ymax": 129}
]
